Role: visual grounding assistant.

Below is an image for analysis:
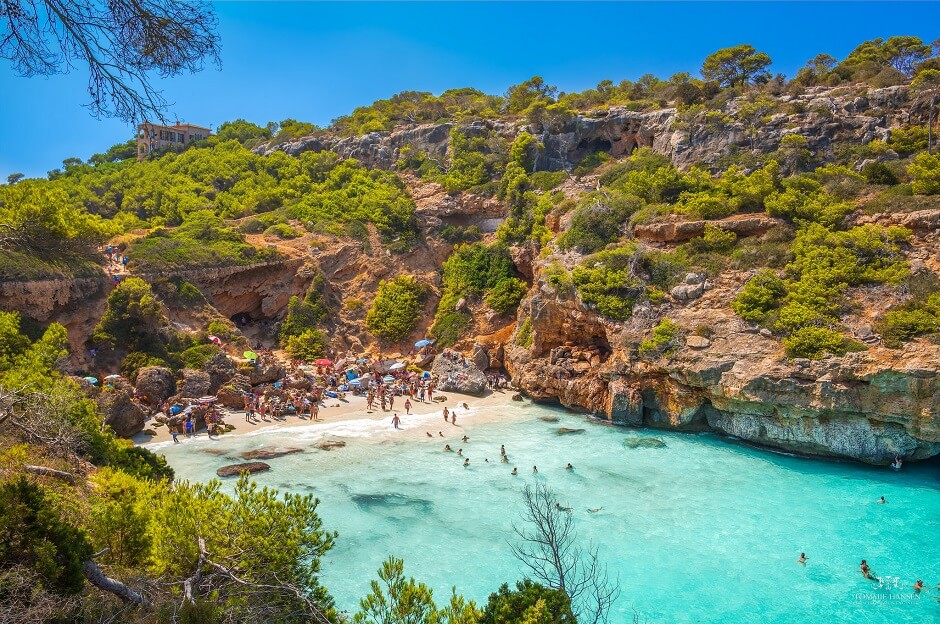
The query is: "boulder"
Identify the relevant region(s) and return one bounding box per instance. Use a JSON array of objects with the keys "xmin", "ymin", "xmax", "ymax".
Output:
[
  {"xmin": 178, "ymin": 369, "xmax": 211, "ymax": 399},
  {"xmin": 218, "ymin": 374, "xmax": 252, "ymax": 408},
  {"xmin": 203, "ymin": 352, "xmax": 236, "ymax": 393},
  {"xmin": 216, "ymin": 462, "xmax": 270, "ymax": 477},
  {"xmin": 248, "ymin": 362, "xmax": 284, "ymax": 386},
  {"xmin": 557, "ymin": 427, "xmax": 585, "ymax": 435},
  {"xmin": 471, "ymin": 343, "xmax": 490, "ymax": 371},
  {"xmin": 511, "ymin": 393, "xmax": 524, "ymax": 401},
  {"xmin": 624, "ymin": 437, "xmax": 667, "ymax": 449},
  {"xmin": 686, "ymin": 335, "xmax": 711, "ymax": 349},
  {"xmin": 134, "ymin": 366, "xmax": 175, "ymax": 406},
  {"xmin": 314, "ymin": 439, "xmax": 346, "ymax": 451},
  {"xmin": 98, "ymin": 387, "xmax": 147, "ymax": 437},
  {"xmin": 670, "ymin": 282, "xmax": 705, "ymax": 301},
  {"xmin": 430, "ymin": 351, "xmax": 488, "ymax": 396},
  {"xmin": 238, "ymin": 447, "xmax": 303, "ymax": 460}
]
